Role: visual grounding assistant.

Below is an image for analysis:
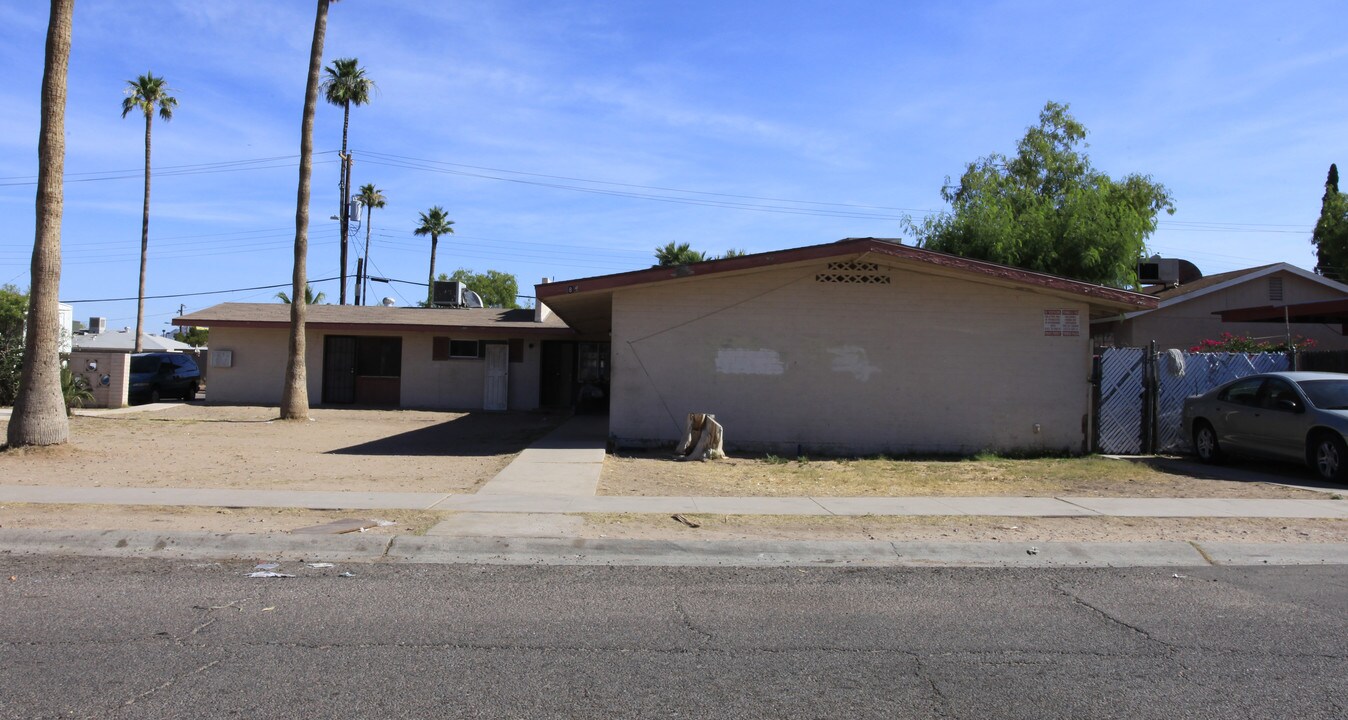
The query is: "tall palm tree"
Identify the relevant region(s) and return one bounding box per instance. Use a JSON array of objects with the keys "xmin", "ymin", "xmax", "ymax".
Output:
[
  {"xmin": 654, "ymin": 241, "xmax": 708, "ymax": 266},
  {"xmin": 354, "ymin": 183, "xmax": 385, "ymax": 305},
  {"xmin": 413, "ymin": 206, "xmax": 455, "ymax": 306},
  {"xmin": 121, "ymin": 73, "xmax": 177, "ymax": 354},
  {"xmin": 8, "ymin": 0, "xmax": 74, "ymax": 447},
  {"xmin": 281, "ymin": 0, "xmax": 333, "ymax": 421},
  {"xmin": 321, "ymin": 57, "xmax": 375, "ymax": 305},
  {"xmin": 275, "ymin": 285, "xmax": 326, "ymax": 305}
]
